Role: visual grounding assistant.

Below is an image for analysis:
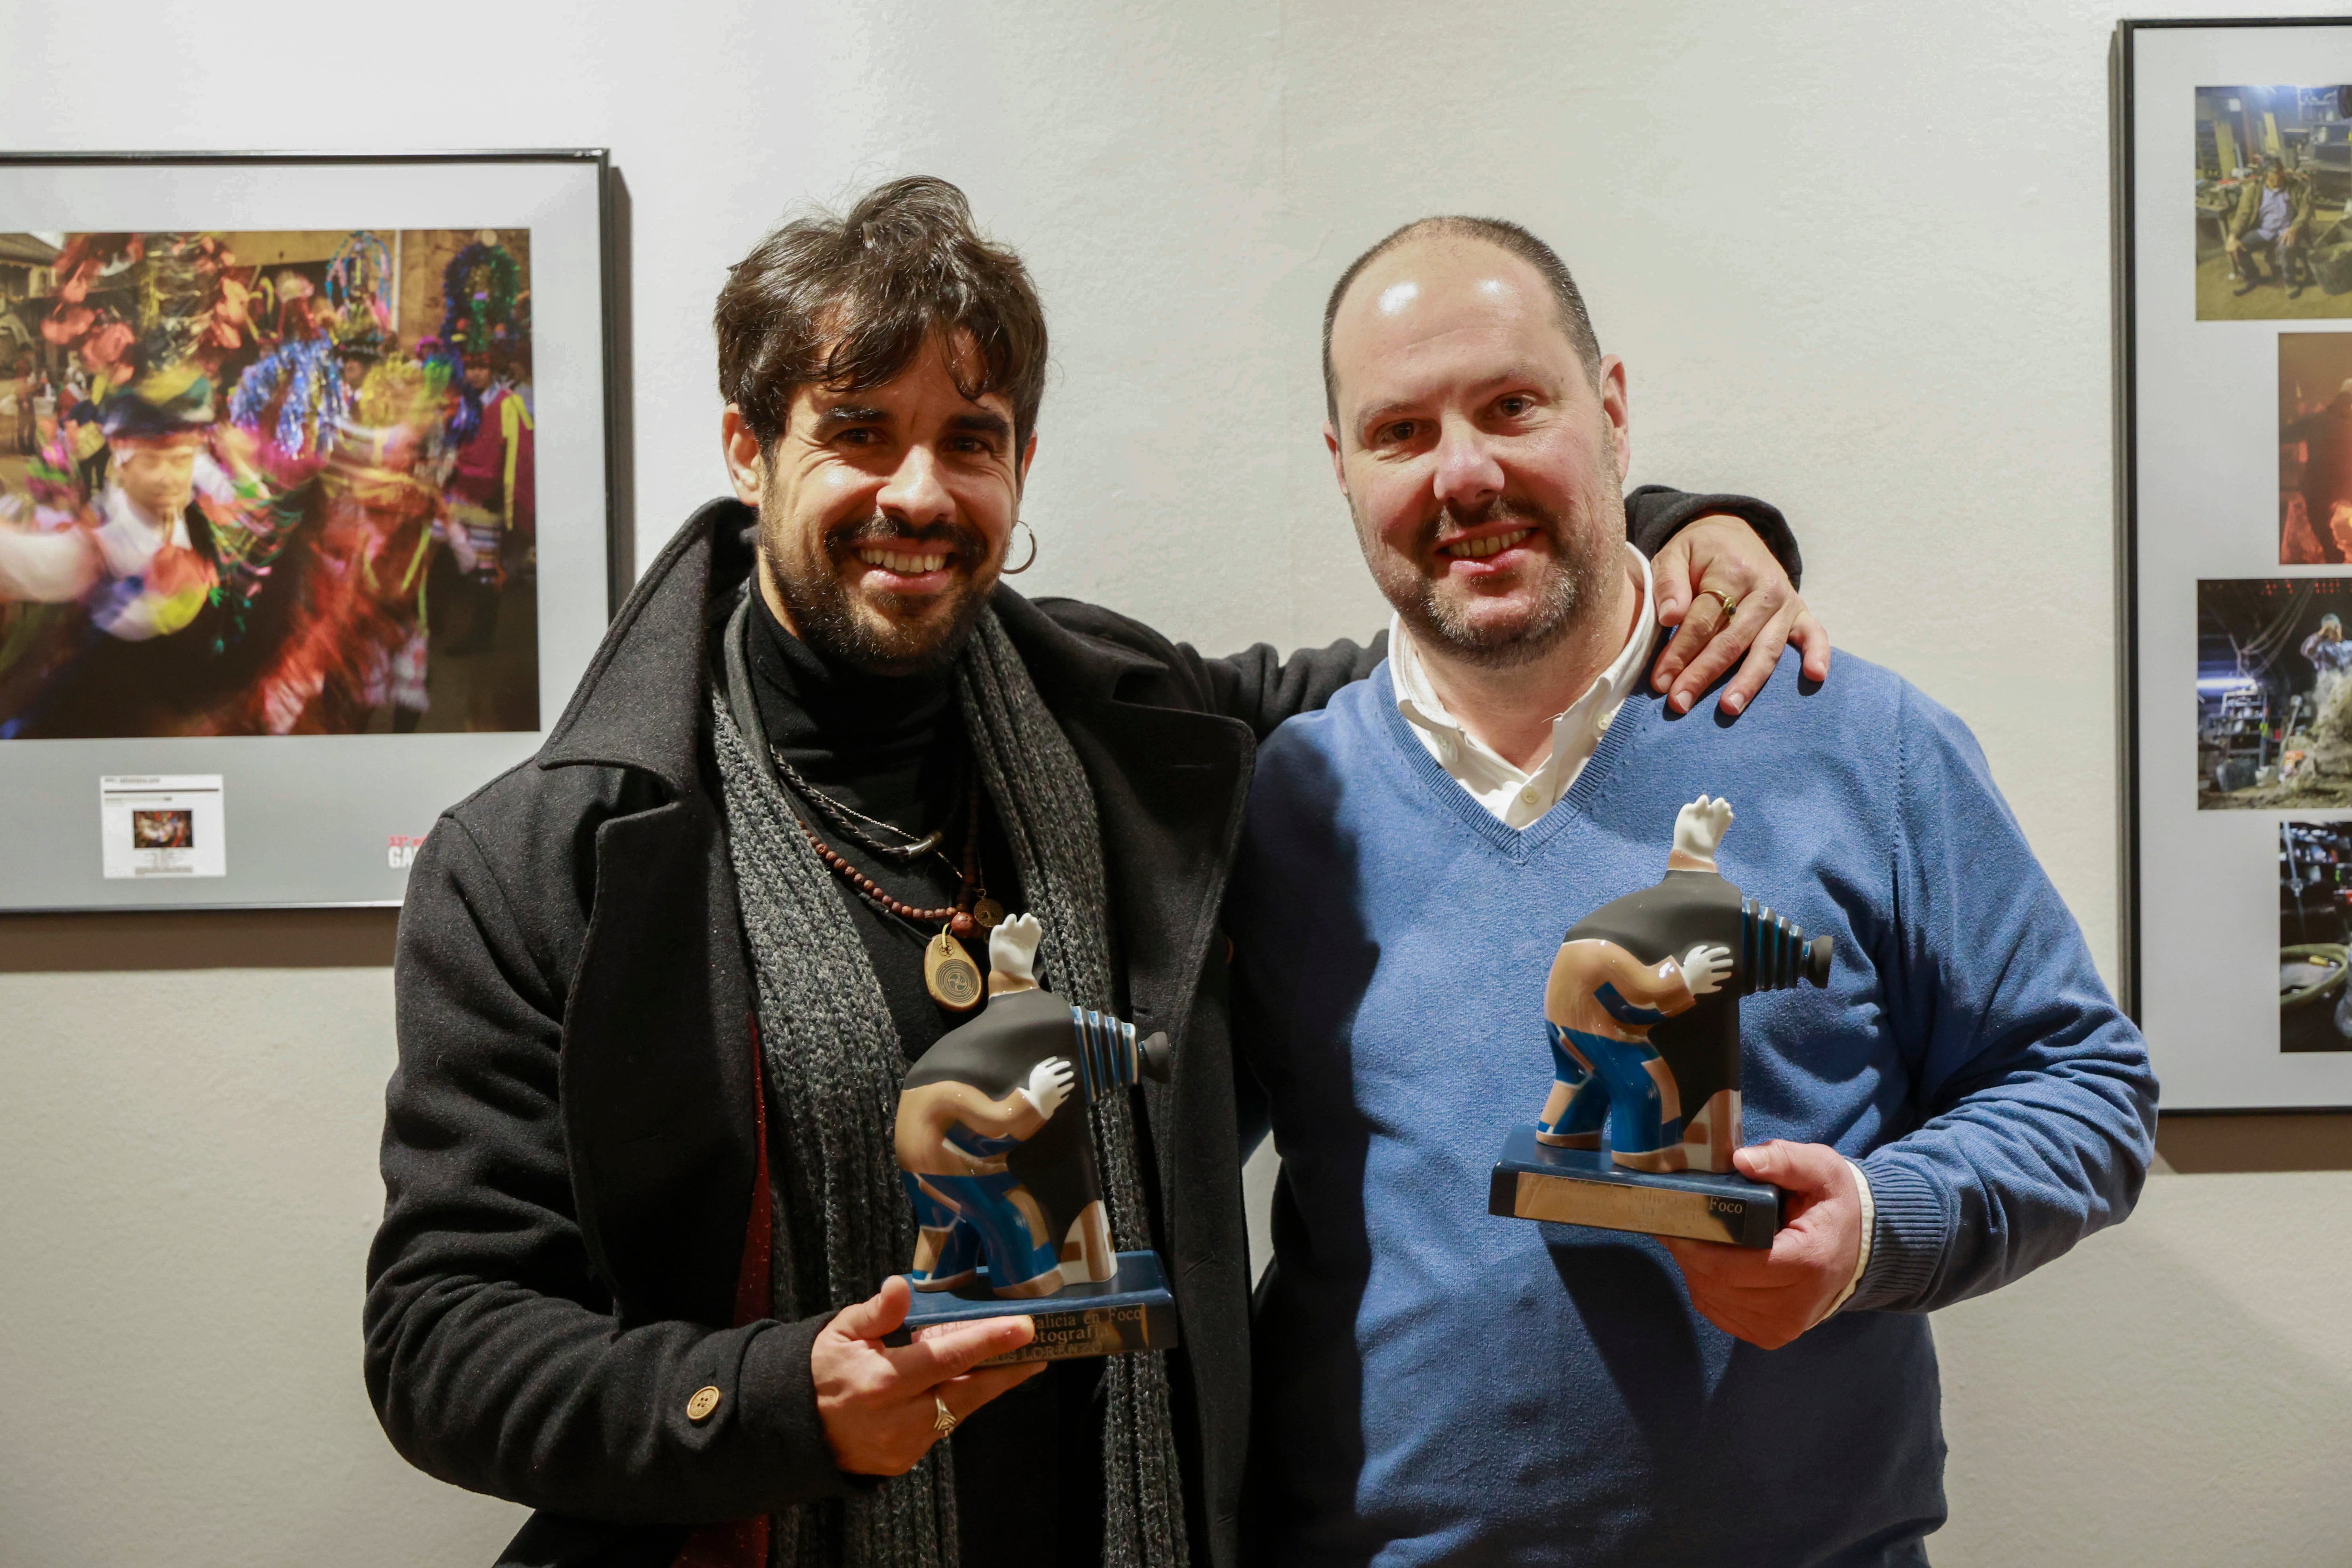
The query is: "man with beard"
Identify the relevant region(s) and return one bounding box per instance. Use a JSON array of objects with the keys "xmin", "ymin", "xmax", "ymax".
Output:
[
  {"xmin": 1227, "ymin": 217, "xmax": 2156, "ymax": 1566},
  {"xmin": 365, "ymin": 177, "xmax": 1818, "ymax": 1568}
]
